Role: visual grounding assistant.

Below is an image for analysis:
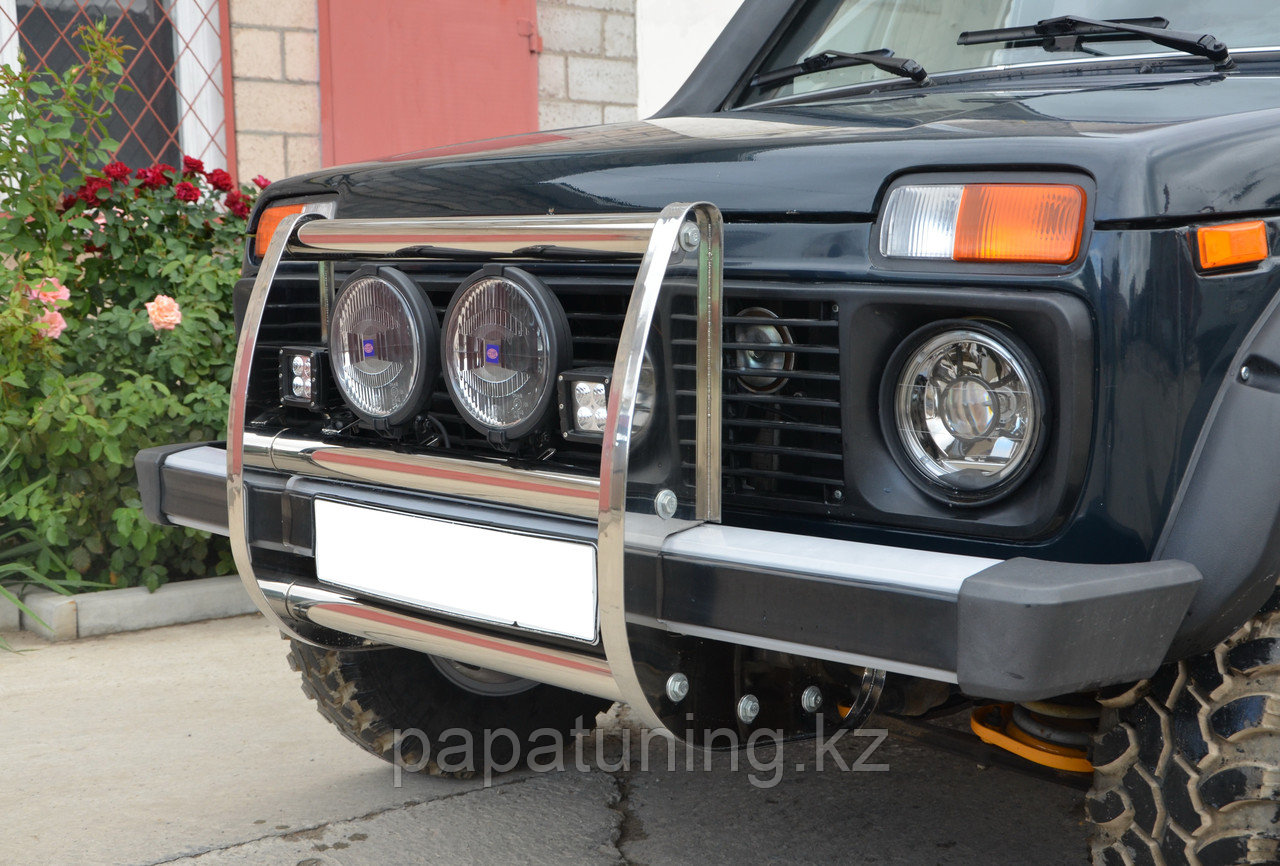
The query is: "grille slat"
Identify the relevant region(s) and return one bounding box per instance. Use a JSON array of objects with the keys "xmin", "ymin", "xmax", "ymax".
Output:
[{"xmin": 673, "ymin": 291, "xmax": 843, "ymax": 513}]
